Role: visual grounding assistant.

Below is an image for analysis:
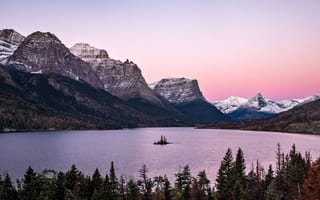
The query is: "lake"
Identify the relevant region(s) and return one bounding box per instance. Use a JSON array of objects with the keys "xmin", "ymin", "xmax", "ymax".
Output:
[{"xmin": 1, "ymin": 128, "xmax": 320, "ymax": 183}]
